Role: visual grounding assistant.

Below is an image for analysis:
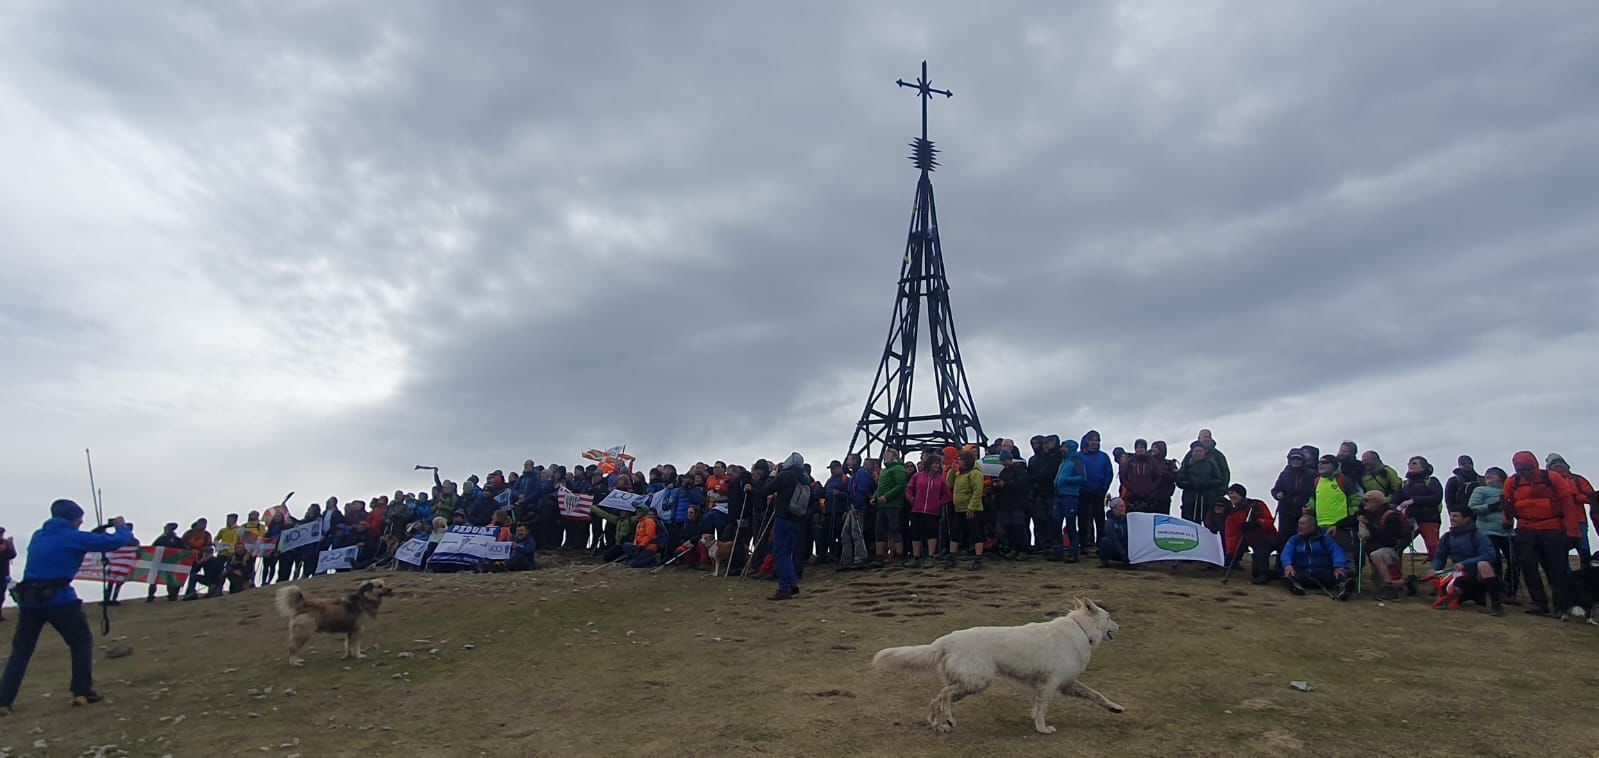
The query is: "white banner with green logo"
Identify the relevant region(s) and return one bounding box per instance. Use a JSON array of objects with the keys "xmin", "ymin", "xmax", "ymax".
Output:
[{"xmin": 1126, "ymin": 513, "xmax": 1225, "ymax": 566}]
